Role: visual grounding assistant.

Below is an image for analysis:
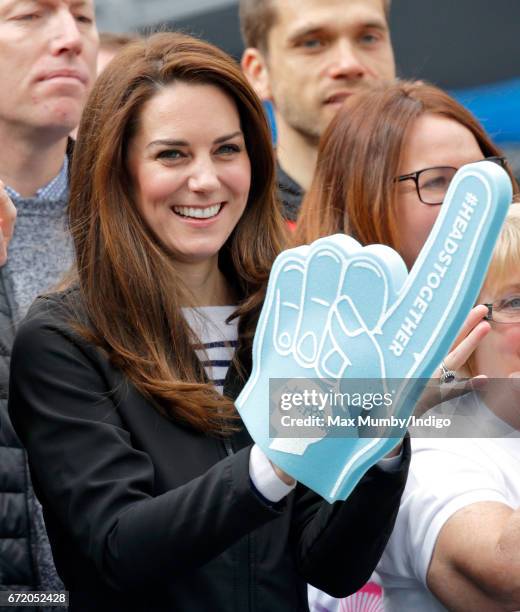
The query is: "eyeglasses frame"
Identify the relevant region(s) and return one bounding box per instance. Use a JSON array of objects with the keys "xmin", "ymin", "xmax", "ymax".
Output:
[
  {"xmin": 394, "ymin": 156, "xmax": 507, "ymax": 206},
  {"xmin": 482, "ymin": 301, "xmax": 520, "ymax": 325}
]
